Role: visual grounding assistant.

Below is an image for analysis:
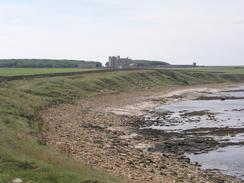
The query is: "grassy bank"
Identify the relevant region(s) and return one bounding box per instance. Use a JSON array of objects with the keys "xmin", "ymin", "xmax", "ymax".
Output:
[{"xmin": 1, "ymin": 68, "xmax": 244, "ymax": 183}]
